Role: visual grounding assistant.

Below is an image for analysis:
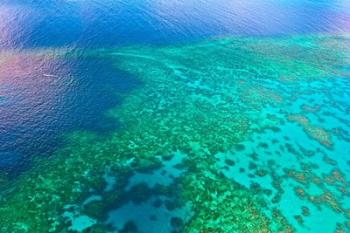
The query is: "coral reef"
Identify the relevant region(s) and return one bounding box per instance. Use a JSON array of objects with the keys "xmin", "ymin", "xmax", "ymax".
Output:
[{"xmin": 0, "ymin": 34, "xmax": 350, "ymax": 232}]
